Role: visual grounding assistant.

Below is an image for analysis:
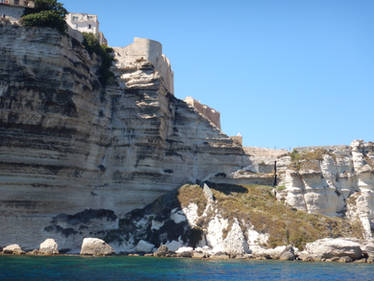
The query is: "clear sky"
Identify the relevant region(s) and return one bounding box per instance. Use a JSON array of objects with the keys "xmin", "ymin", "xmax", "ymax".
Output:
[{"xmin": 61, "ymin": 0, "xmax": 373, "ymax": 149}]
